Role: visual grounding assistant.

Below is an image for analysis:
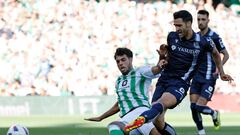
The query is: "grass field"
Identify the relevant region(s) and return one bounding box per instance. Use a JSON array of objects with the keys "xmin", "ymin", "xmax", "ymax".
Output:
[{"xmin": 0, "ymin": 112, "xmax": 240, "ymax": 135}]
